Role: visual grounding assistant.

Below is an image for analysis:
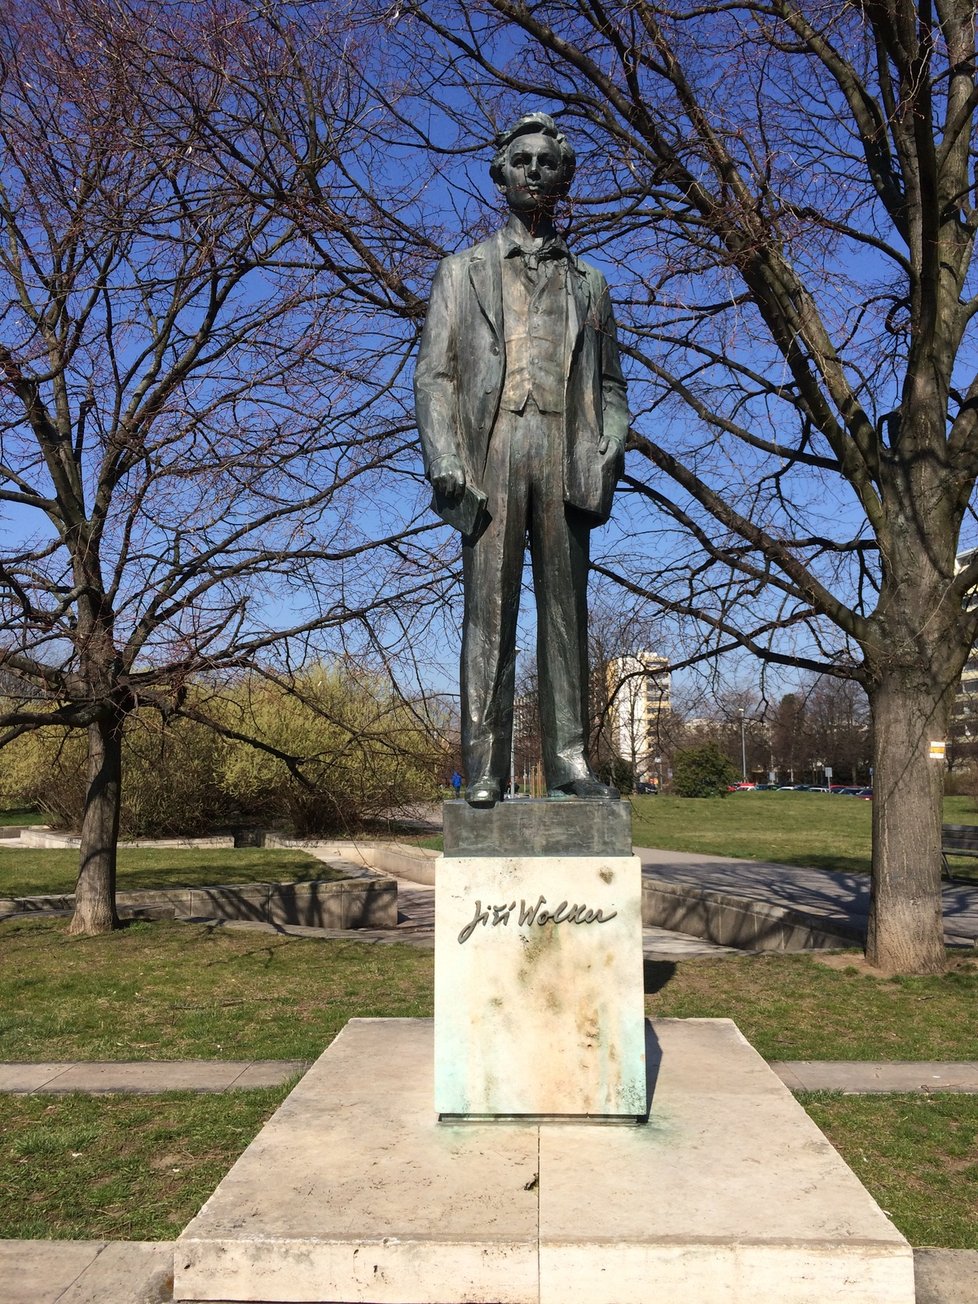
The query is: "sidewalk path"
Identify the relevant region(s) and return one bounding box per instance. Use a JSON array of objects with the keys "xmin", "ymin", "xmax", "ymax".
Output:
[
  {"xmin": 771, "ymin": 1061, "xmax": 978, "ymax": 1093},
  {"xmin": 637, "ymin": 845, "xmax": 978, "ymax": 947},
  {"xmin": 5, "ymin": 1058, "xmax": 978, "ymax": 1096},
  {"xmin": 0, "ymin": 1060, "xmax": 307, "ymax": 1094}
]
